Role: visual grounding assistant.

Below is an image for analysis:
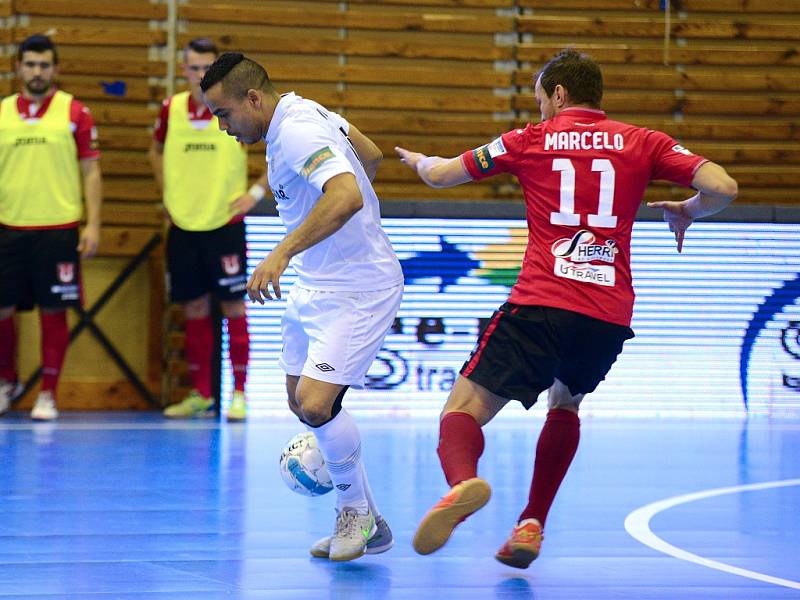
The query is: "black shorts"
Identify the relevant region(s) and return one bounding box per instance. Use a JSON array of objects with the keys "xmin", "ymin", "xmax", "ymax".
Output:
[
  {"xmin": 0, "ymin": 227, "xmax": 82, "ymax": 310},
  {"xmin": 166, "ymin": 221, "xmax": 248, "ymax": 303},
  {"xmin": 461, "ymin": 303, "xmax": 634, "ymax": 409}
]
